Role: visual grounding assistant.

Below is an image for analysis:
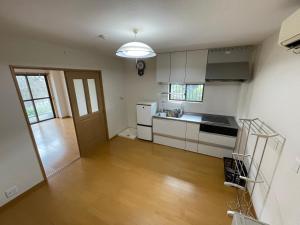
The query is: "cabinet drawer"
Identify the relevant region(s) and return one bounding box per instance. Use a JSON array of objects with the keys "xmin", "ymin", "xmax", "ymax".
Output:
[
  {"xmin": 154, "ymin": 135, "xmax": 186, "ymax": 149},
  {"xmin": 153, "ymin": 118, "xmax": 186, "ymax": 138},
  {"xmin": 199, "ymin": 131, "xmax": 236, "ymax": 148},
  {"xmin": 198, "ymin": 143, "xmax": 233, "ymax": 158}
]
